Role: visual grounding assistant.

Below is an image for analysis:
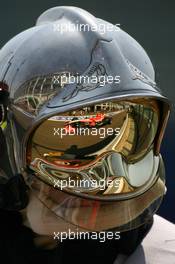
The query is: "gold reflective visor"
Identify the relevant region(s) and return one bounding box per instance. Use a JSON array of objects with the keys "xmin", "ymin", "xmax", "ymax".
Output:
[{"xmin": 26, "ymin": 99, "xmax": 160, "ymax": 198}]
